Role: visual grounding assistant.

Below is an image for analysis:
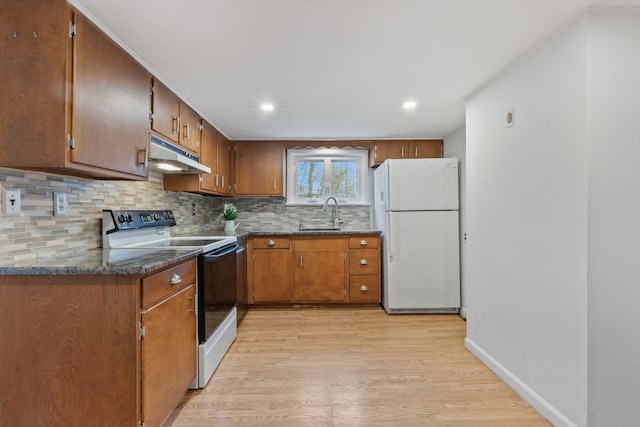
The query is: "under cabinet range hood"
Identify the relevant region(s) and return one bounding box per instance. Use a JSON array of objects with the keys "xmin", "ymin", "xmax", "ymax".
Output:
[{"xmin": 148, "ymin": 134, "xmax": 211, "ymax": 174}]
